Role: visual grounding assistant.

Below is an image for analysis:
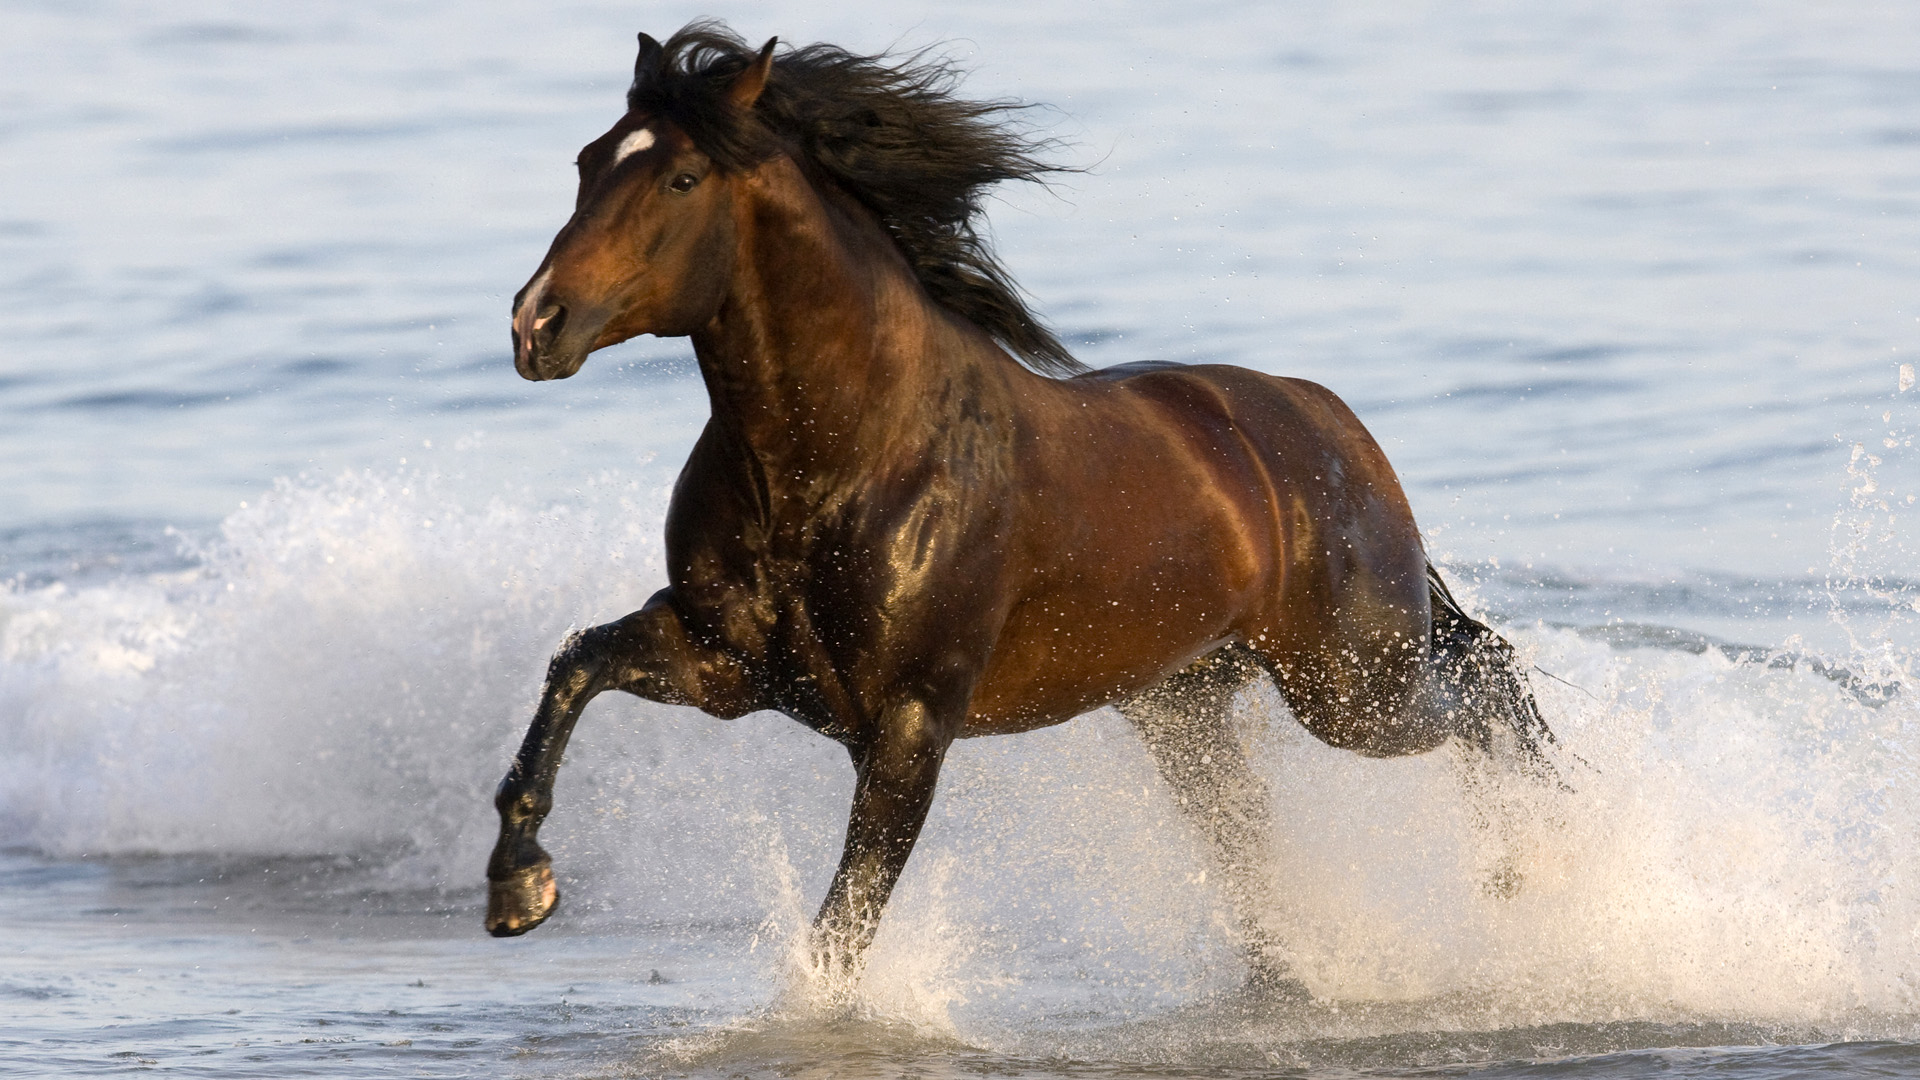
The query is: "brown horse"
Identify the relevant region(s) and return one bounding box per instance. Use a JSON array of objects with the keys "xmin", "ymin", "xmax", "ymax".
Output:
[{"xmin": 486, "ymin": 23, "xmax": 1553, "ymax": 989}]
